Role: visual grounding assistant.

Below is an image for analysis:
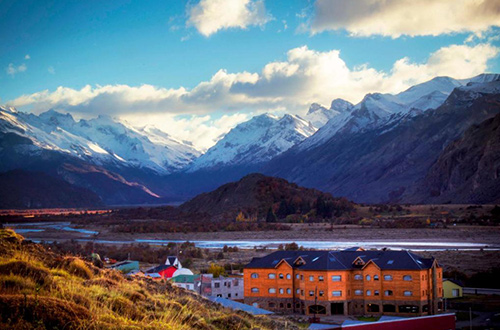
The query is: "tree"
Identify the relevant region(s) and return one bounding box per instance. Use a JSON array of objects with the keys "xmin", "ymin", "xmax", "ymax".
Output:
[
  {"xmin": 277, "ymin": 200, "xmax": 288, "ymax": 218},
  {"xmin": 235, "ymin": 212, "xmax": 246, "ymax": 222},
  {"xmin": 208, "ymin": 263, "xmax": 225, "ymax": 277},
  {"xmin": 266, "ymin": 207, "xmax": 277, "ymax": 223},
  {"xmin": 285, "ymin": 242, "xmax": 299, "ymax": 251}
]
